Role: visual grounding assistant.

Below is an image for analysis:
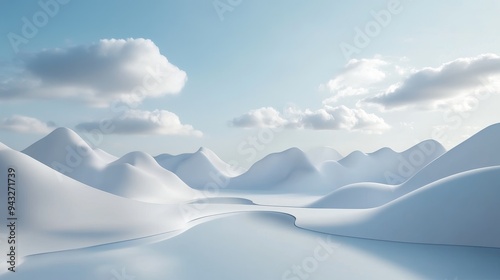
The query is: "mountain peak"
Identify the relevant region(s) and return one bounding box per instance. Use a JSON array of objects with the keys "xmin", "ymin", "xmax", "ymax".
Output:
[
  {"xmin": 470, "ymin": 123, "xmax": 500, "ymax": 141},
  {"xmin": 36, "ymin": 127, "xmax": 88, "ymax": 147},
  {"xmin": 114, "ymin": 151, "xmax": 157, "ymax": 167},
  {"xmin": 306, "ymin": 146, "xmax": 343, "ymax": 166},
  {"xmin": 247, "ymin": 147, "xmax": 315, "ymax": 174},
  {"xmin": 368, "ymin": 147, "xmax": 397, "ymax": 159},
  {"xmin": 338, "ymin": 150, "xmax": 368, "ymax": 167},
  {"xmin": 22, "ymin": 127, "xmax": 97, "ymax": 167},
  {"xmin": 196, "ymin": 146, "xmax": 210, "ymax": 154}
]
